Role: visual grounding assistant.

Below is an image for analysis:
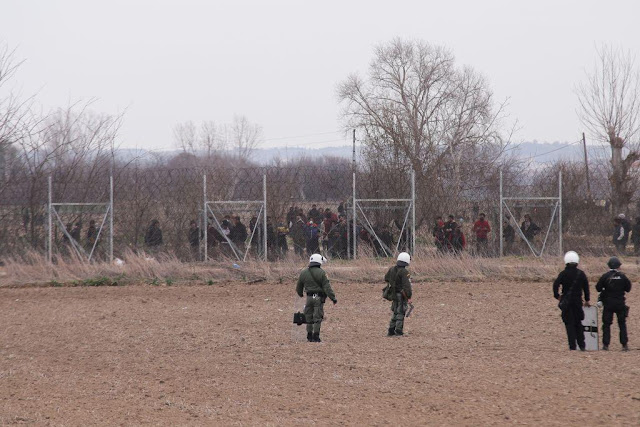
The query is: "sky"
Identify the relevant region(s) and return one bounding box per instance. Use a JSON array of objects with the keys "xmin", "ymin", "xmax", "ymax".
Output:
[{"xmin": 1, "ymin": 0, "xmax": 639, "ymax": 151}]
